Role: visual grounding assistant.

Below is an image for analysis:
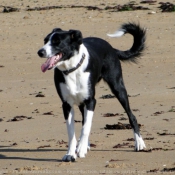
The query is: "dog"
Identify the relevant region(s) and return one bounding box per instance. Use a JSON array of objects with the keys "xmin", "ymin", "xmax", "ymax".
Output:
[{"xmin": 37, "ymin": 22, "xmax": 146, "ymax": 162}]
